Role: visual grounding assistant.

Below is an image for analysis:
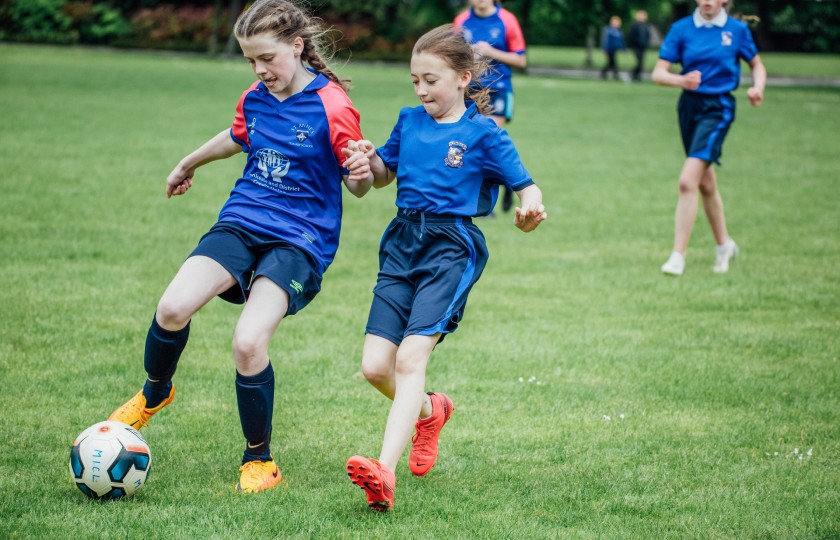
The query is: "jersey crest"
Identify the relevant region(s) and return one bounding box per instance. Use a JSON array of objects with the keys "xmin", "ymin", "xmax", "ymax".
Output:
[
  {"xmin": 255, "ymin": 148, "xmax": 291, "ymax": 182},
  {"xmin": 721, "ymin": 31, "xmax": 732, "ymax": 46},
  {"xmin": 444, "ymin": 141, "xmax": 467, "ymax": 168}
]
